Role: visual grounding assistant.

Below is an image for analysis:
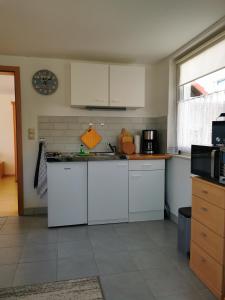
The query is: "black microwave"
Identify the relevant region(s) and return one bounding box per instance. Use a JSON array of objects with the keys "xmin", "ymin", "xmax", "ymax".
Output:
[{"xmin": 191, "ymin": 145, "xmax": 225, "ymax": 185}]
